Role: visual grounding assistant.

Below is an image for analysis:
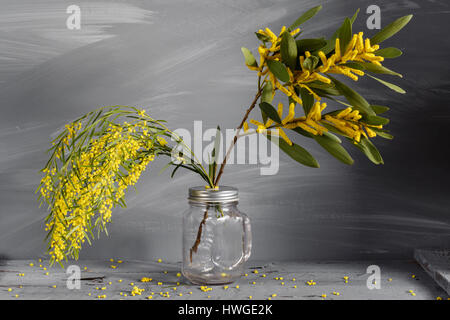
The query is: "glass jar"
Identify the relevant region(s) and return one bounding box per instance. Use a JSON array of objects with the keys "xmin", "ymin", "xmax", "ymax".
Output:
[{"xmin": 182, "ymin": 186, "xmax": 252, "ymax": 285}]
